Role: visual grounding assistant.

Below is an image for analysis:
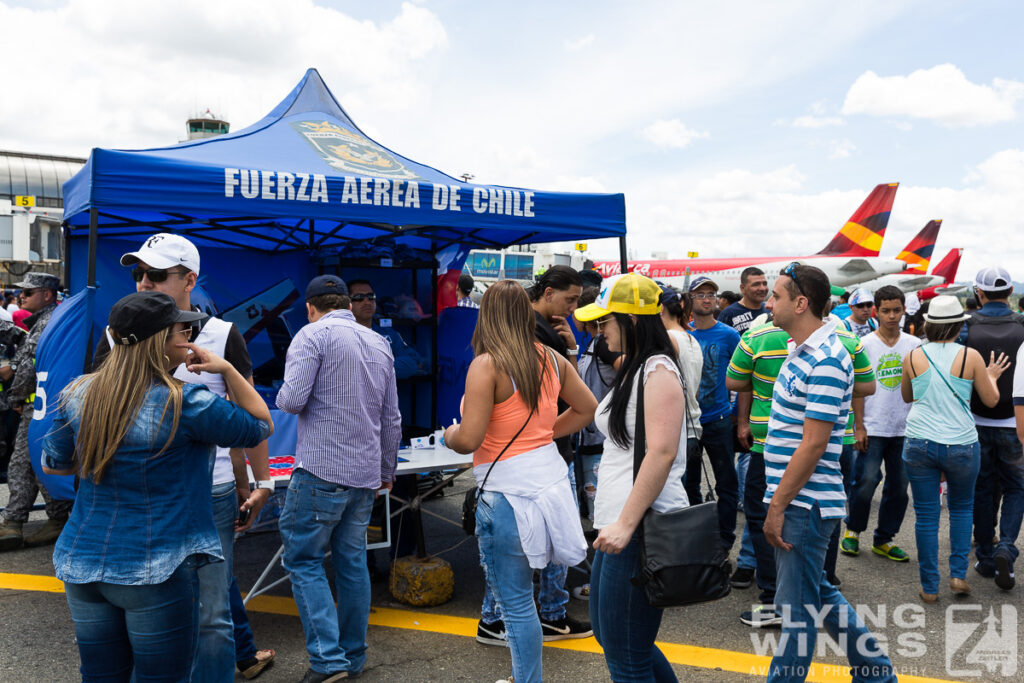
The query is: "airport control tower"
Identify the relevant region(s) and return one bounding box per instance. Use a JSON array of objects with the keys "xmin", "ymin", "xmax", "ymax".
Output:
[{"xmin": 185, "ymin": 109, "xmax": 230, "ymax": 141}]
